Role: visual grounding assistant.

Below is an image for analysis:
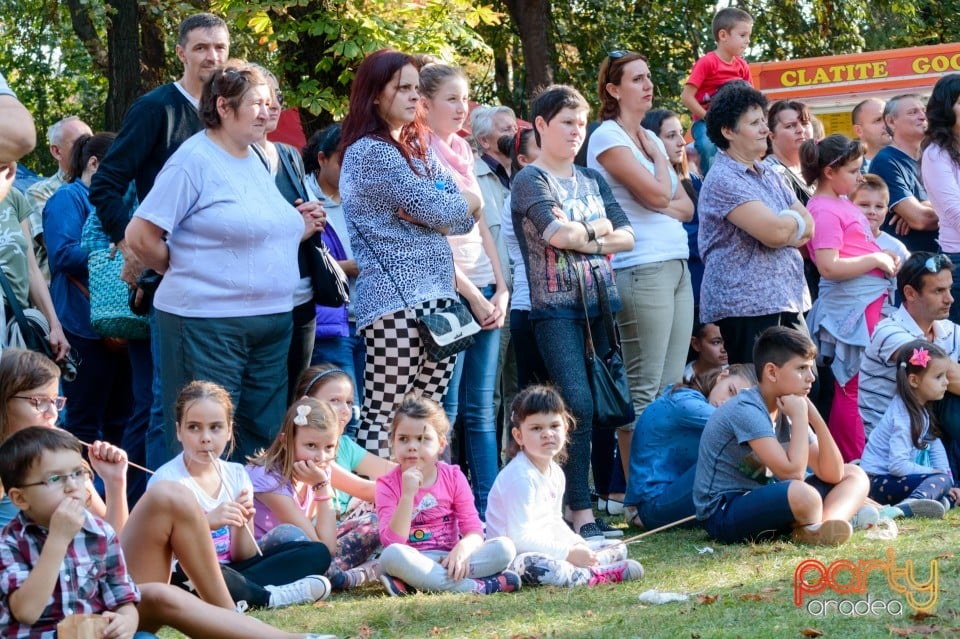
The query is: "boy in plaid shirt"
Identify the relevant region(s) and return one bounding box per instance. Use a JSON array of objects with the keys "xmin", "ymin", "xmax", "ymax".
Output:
[{"xmin": 0, "ymin": 427, "xmax": 153, "ymax": 639}]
